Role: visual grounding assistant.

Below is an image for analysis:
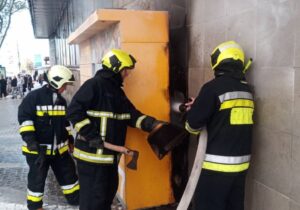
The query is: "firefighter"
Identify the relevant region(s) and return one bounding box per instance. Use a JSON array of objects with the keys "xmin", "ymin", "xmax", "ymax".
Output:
[
  {"xmin": 18, "ymin": 65, "xmax": 79, "ymax": 210},
  {"xmin": 67, "ymin": 49, "xmax": 164, "ymax": 210},
  {"xmin": 184, "ymin": 41, "xmax": 254, "ymax": 210}
]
